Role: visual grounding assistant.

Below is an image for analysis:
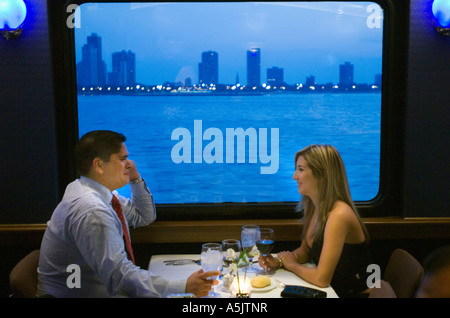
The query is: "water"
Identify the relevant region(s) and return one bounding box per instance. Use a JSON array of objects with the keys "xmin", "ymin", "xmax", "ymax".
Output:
[{"xmin": 78, "ymin": 93, "xmax": 381, "ymax": 204}]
